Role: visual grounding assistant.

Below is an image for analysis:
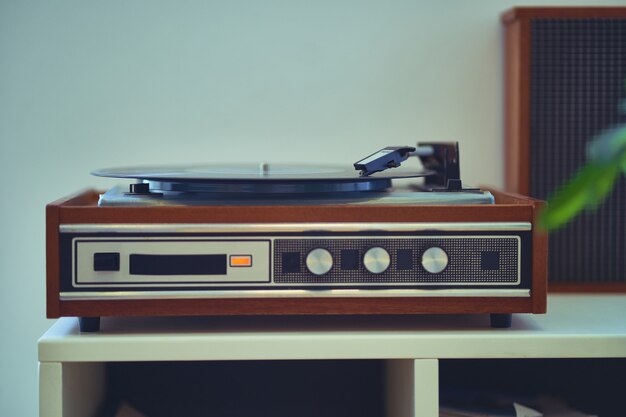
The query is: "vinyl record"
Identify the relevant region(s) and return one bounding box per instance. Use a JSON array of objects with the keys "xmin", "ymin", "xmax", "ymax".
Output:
[{"xmin": 92, "ymin": 163, "xmax": 430, "ymax": 194}]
